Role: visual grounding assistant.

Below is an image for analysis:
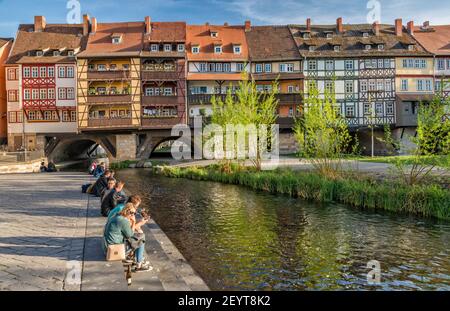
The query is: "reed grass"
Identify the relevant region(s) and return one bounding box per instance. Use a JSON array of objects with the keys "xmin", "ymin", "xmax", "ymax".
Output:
[{"xmin": 159, "ymin": 165, "xmax": 450, "ymax": 220}]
